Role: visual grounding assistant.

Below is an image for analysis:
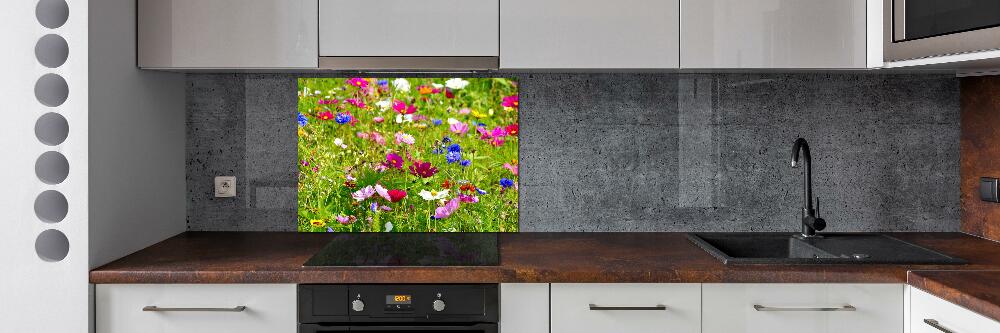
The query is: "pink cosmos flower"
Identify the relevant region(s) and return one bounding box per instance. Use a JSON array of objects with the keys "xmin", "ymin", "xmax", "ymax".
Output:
[
  {"xmin": 345, "ymin": 98, "xmax": 366, "ymax": 109},
  {"xmin": 375, "ymin": 184, "xmax": 390, "ymax": 201},
  {"xmin": 392, "ymin": 100, "xmax": 416, "ymax": 114},
  {"xmin": 395, "ymin": 132, "xmax": 415, "ymax": 145},
  {"xmin": 346, "ymin": 78, "xmax": 369, "ymax": 89},
  {"xmin": 477, "ymin": 126, "xmax": 508, "ymax": 146},
  {"xmin": 433, "ymin": 198, "xmax": 460, "ymax": 219},
  {"xmin": 372, "ymin": 132, "xmax": 386, "ymax": 146},
  {"xmin": 317, "ymin": 99, "xmax": 338, "ymax": 105},
  {"xmin": 503, "ymin": 163, "xmax": 518, "ymax": 176},
  {"xmin": 458, "ymin": 108, "xmax": 471, "ymax": 115},
  {"xmin": 450, "ymin": 122, "xmax": 469, "ymax": 135},
  {"xmin": 317, "ymin": 111, "xmax": 335, "ymax": 121},
  {"xmin": 336, "ymin": 215, "xmax": 351, "ymax": 225},
  {"xmin": 458, "ymin": 194, "xmax": 479, "ymax": 203},
  {"xmin": 502, "ymin": 95, "xmax": 519, "ymax": 109},
  {"xmin": 351, "ymin": 185, "xmax": 375, "ymax": 202},
  {"xmin": 384, "ymin": 153, "xmax": 404, "ymax": 169},
  {"xmin": 373, "ymin": 116, "xmax": 385, "ymax": 123},
  {"xmin": 409, "ymin": 161, "xmax": 439, "ymax": 178}
]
